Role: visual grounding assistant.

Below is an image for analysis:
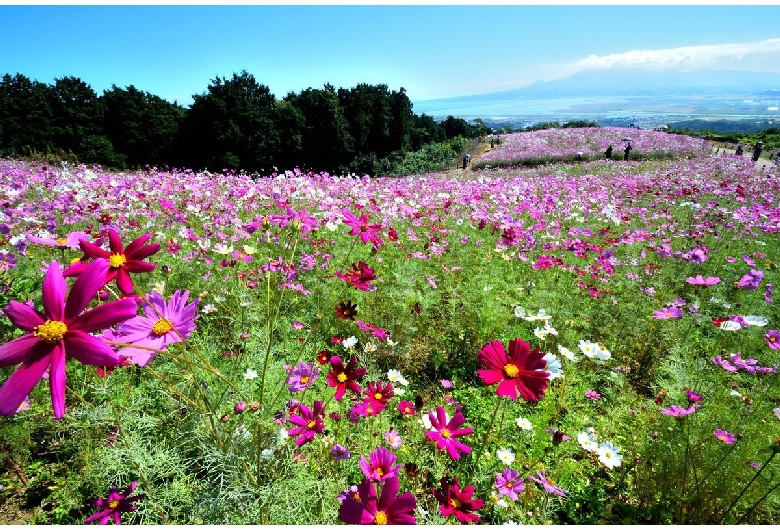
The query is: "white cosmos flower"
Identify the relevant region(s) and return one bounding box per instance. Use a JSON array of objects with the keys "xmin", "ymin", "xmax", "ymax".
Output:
[
  {"xmin": 594, "ymin": 343, "xmax": 612, "ymax": 361},
  {"xmin": 542, "ymin": 352, "xmax": 563, "ymax": 380},
  {"xmin": 597, "ymin": 441, "xmax": 623, "ymax": 469},
  {"xmin": 496, "ymin": 448, "xmax": 515, "ymax": 466},
  {"xmin": 363, "ymin": 342, "xmax": 377, "ymax": 353},
  {"xmin": 213, "ymin": 242, "xmax": 234, "ymax": 255},
  {"xmin": 578, "ymin": 430, "xmax": 598, "ymax": 452},
  {"xmin": 342, "ymin": 336, "xmax": 358, "ymax": 349},
  {"xmin": 719, "ymin": 320, "xmax": 742, "ymax": 331},
  {"xmin": 743, "ymin": 315, "xmax": 768, "ymax": 327},
  {"xmin": 557, "ymin": 344, "xmax": 578, "ymax": 362},
  {"xmin": 387, "ymin": 369, "xmax": 409, "ymax": 386},
  {"xmin": 516, "ymin": 417, "xmax": 533, "ymax": 430},
  {"xmin": 514, "ymin": 306, "xmax": 527, "ymax": 318},
  {"xmin": 244, "ymin": 368, "xmax": 259, "ymax": 380},
  {"xmin": 260, "ymin": 448, "xmax": 275, "ymax": 460},
  {"xmin": 579, "ymin": 339, "xmax": 597, "ymax": 358}
]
